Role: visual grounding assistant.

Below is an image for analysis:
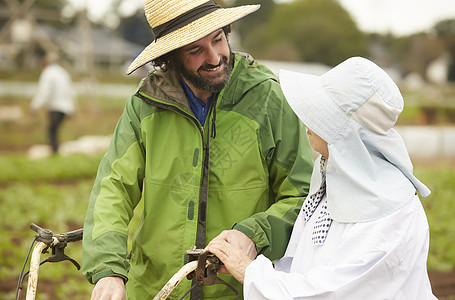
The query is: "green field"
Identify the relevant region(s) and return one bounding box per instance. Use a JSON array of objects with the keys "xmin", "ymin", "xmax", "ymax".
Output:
[
  {"xmin": 0, "ymin": 93, "xmax": 126, "ymax": 299},
  {"xmin": 1, "ymin": 92, "xmax": 454, "ymax": 299}
]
